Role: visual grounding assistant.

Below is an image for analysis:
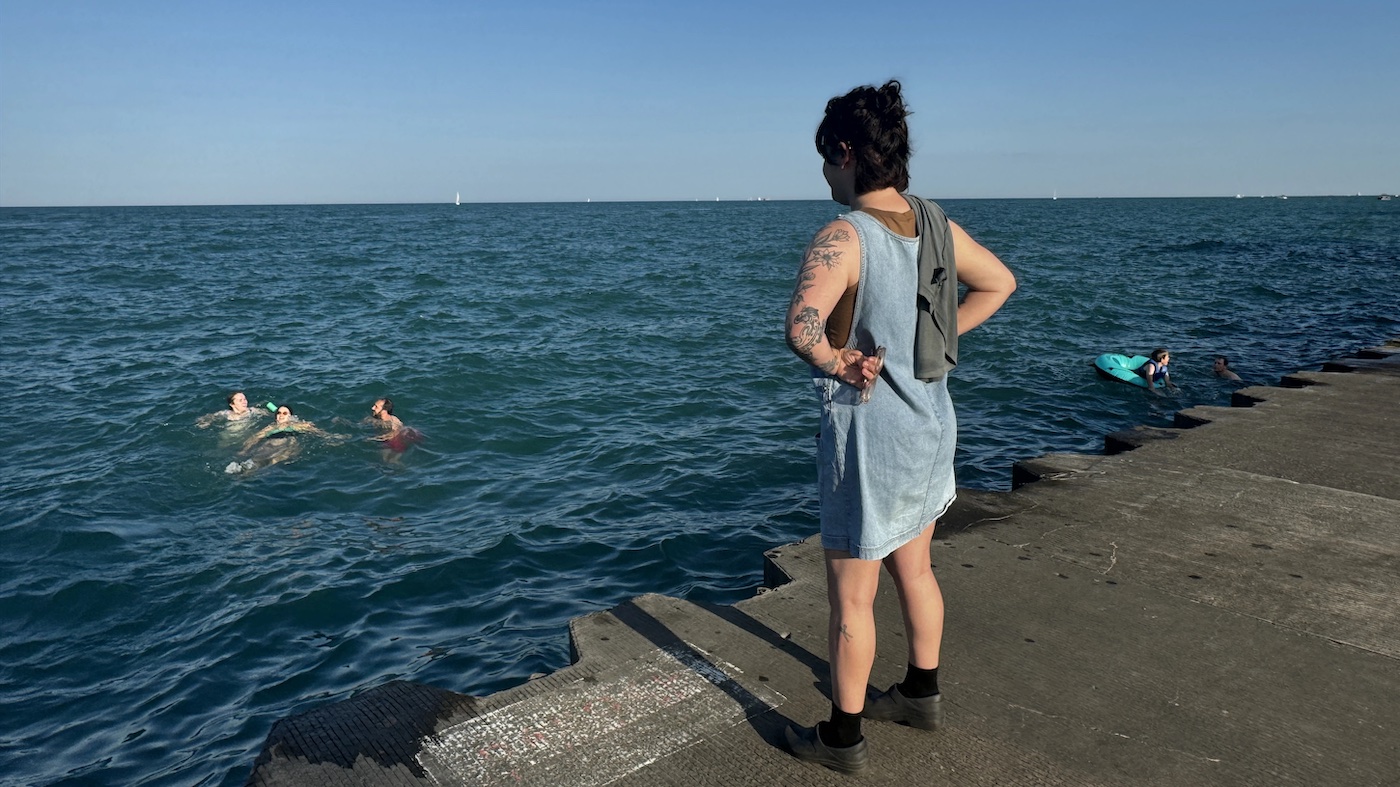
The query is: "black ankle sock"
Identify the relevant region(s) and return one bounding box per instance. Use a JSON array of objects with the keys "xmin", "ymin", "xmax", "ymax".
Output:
[
  {"xmin": 898, "ymin": 665, "xmax": 939, "ymax": 699},
  {"xmin": 817, "ymin": 704, "xmax": 863, "ymax": 748}
]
